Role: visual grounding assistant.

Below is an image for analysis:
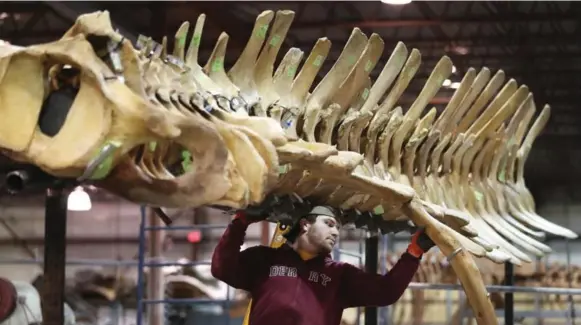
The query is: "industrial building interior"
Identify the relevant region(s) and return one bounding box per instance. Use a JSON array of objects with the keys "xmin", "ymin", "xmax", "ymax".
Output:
[{"xmin": 0, "ymin": 1, "xmax": 580, "ymax": 325}]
